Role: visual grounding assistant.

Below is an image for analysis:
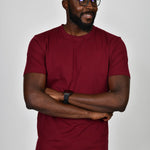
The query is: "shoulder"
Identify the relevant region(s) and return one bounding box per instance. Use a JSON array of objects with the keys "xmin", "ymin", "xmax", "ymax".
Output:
[
  {"xmin": 93, "ymin": 26, "xmax": 121, "ymax": 43},
  {"xmin": 93, "ymin": 26, "xmax": 126, "ymax": 50},
  {"xmin": 33, "ymin": 26, "xmax": 61, "ymax": 40},
  {"xmin": 30, "ymin": 26, "xmax": 61, "ymax": 45}
]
